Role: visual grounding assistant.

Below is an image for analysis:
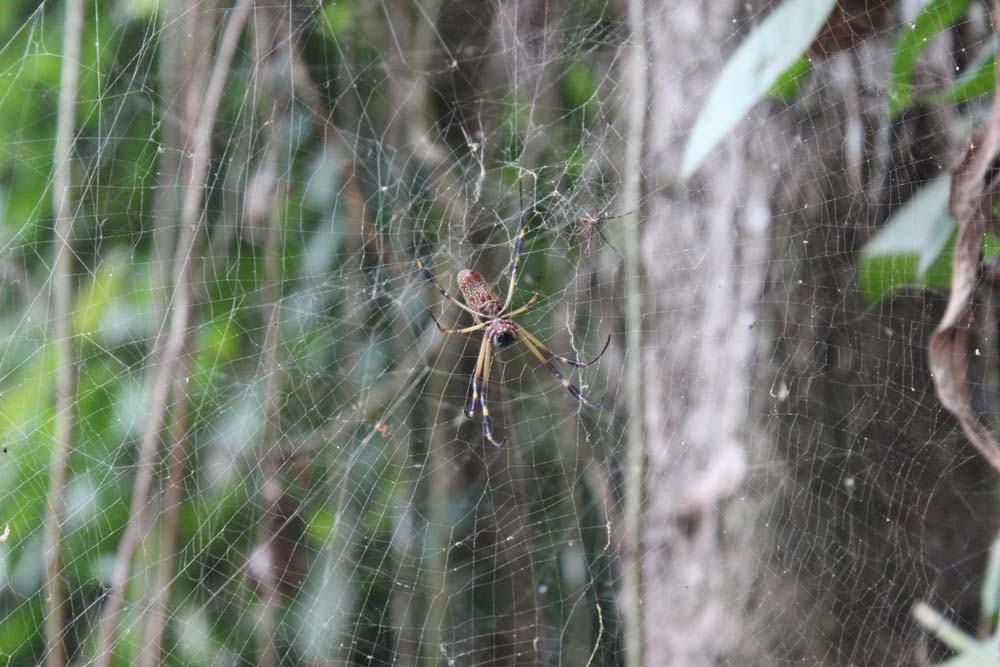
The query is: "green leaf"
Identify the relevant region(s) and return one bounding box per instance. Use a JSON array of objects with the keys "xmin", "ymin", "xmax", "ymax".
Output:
[
  {"xmin": 769, "ymin": 56, "xmax": 813, "ymax": 101},
  {"xmin": 890, "ymin": 0, "xmax": 974, "ymax": 118},
  {"xmin": 306, "ymin": 507, "xmax": 338, "ymax": 548},
  {"xmin": 681, "ymin": 0, "xmax": 837, "ymax": 178},
  {"xmin": 562, "ymin": 62, "xmax": 597, "ymax": 110},
  {"xmin": 323, "ymin": 1, "xmax": 353, "ymax": 36},
  {"xmin": 938, "ymin": 641, "xmax": 996, "ymax": 666},
  {"xmin": 198, "ymin": 315, "xmax": 241, "ymax": 363},
  {"xmin": 981, "ymin": 533, "xmax": 1000, "ymax": 620},
  {"xmin": 124, "ymin": 0, "xmax": 160, "ymax": 18},
  {"xmin": 0, "ymin": 601, "xmax": 43, "ymax": 659},
  {"xmin": 859, "ymin": 176, "xmax": 955, "ymax": 302},
  {"xmin": 0, "ymin": 346, "xmax": 56, "ymax": 452},
  {"xmin": 914, "ymin": 601, "xmax": 978, "ymax": 656},
  {"xmin": 859, "ymin": 253, "xmax": 921, "ymax": 302},
  {"xmin": 73, "ymin": 250, "xmax": 127, "ymax": 337},
  {"xmin": 987, "ymin": 232, "xmax": 1000, "ymax": 258},
  {"xmin": 928, "ymin": 40, "xmax": 996, "ymax": 106}
]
